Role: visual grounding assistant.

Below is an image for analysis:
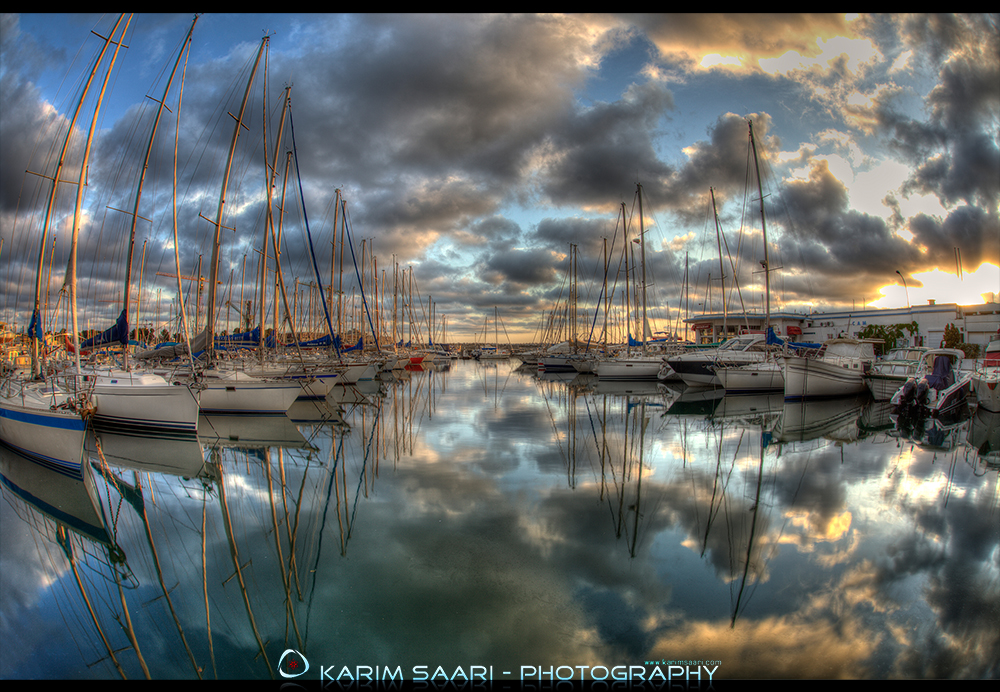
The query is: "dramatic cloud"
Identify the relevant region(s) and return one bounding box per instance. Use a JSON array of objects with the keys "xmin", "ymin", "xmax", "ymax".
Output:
[{"xmin": 1, "ymin": 13, "xmax": 997, "ymax": 340}]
